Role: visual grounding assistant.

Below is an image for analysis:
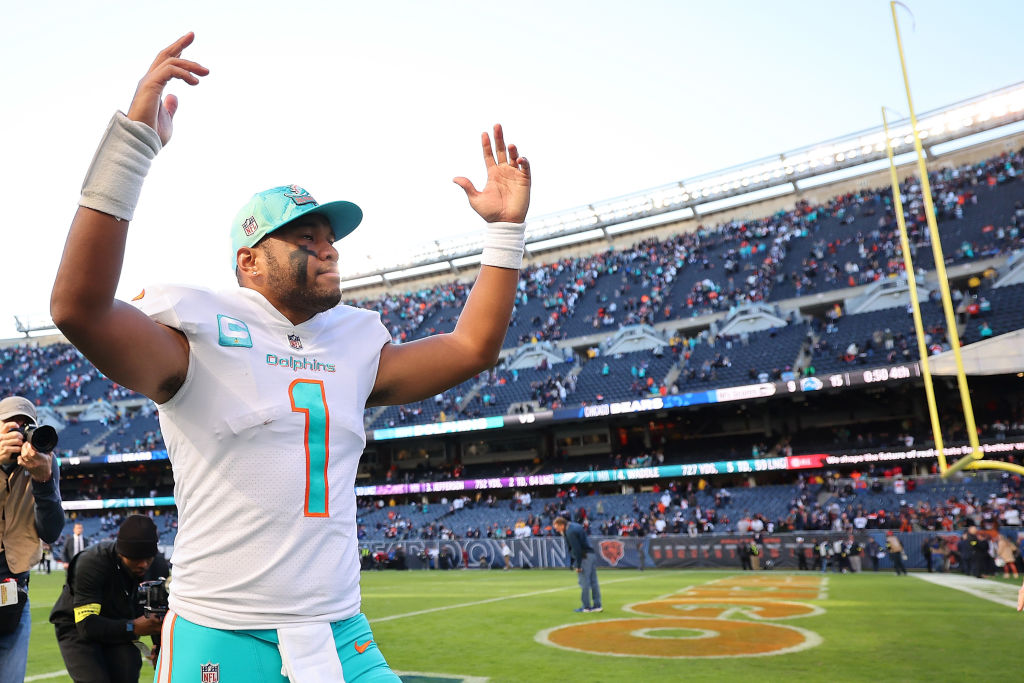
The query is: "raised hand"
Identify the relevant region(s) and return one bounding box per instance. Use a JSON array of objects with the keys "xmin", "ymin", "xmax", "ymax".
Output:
[
  {"xmin": 454, "ymin": 124, "xmax": 531, "ymax": 224},
  {"xmin": 126, "ymin": 32, "xmax": 209, "ymax": 146}
]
